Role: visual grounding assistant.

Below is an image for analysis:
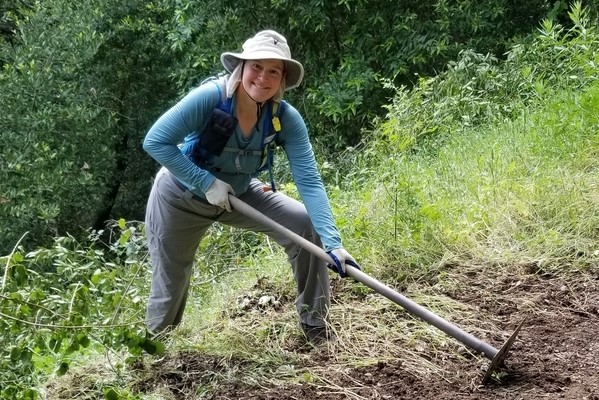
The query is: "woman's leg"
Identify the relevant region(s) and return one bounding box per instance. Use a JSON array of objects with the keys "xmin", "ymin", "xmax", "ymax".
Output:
[
  {"xmin": 145, "ymin": 168, "xmax": 221, "ymax": 333},
  {"xmin": 219, "ymin": 179, "xmax": 331, "ymax": 328}
]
